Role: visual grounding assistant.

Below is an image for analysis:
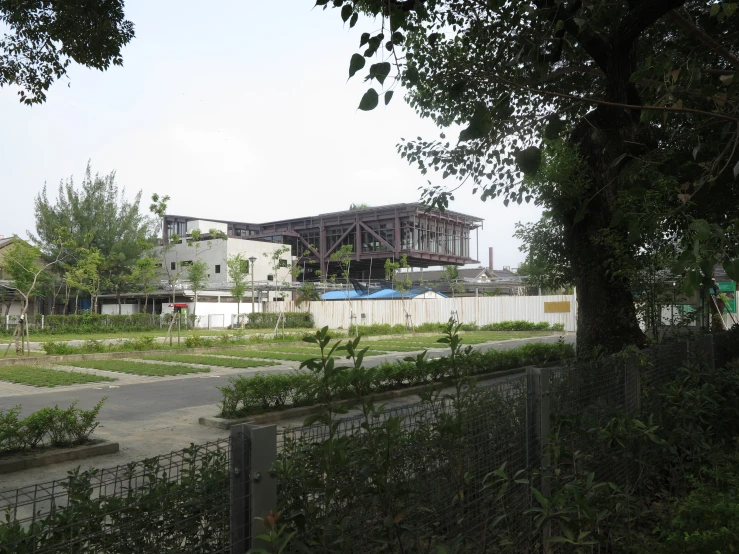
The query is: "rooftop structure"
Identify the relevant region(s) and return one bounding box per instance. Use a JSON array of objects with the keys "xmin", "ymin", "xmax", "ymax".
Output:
[{"xmin": 163, "ymin": 203, "xmax": 483, "ymax": 280}]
